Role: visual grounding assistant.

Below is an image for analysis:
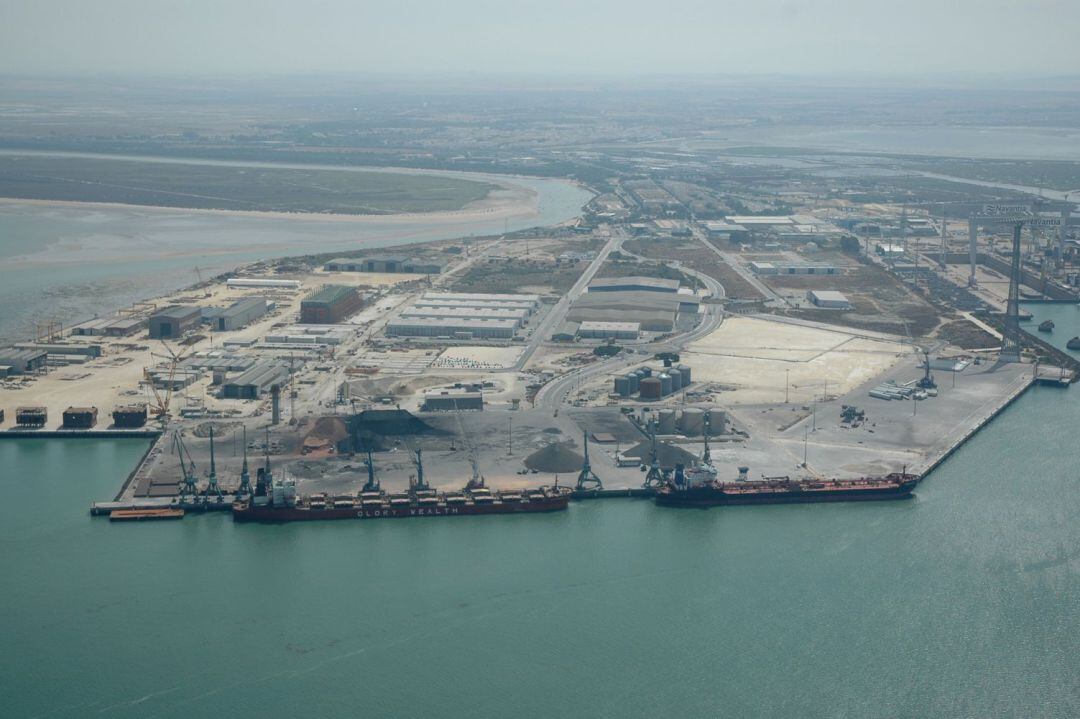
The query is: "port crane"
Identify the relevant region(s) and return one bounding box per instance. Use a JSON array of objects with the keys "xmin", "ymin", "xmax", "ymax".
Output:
[
  {"xmin": 362, "ymin": 447, "xmax": 380, "ymax": 492},
  {"xmin": 174, "ymin": 430, "xmax": 199, "ymax": 501},
  {"xmin": 574, "ymin": 431, "xmax": 602, "ymax": 491},
  {"xmin": 410, "ymin": 447, "xmax": 431, "ymax": 492},
  {"xmin": 452, "ymin": 403, "xmax": 485, "ymax": 490},
  {"xmin": 237, "ymin": 426, "xmax": 252, "ymax": 498},
  {"xmin": 642, "ymin": 419, "xmax": 667, "ymax": 488},
  {"xmin": 201, "ymin": 426, "xmax": 224, "ymax": 503}
]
